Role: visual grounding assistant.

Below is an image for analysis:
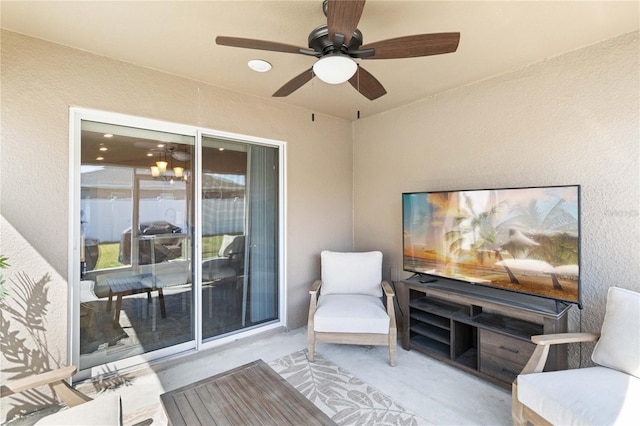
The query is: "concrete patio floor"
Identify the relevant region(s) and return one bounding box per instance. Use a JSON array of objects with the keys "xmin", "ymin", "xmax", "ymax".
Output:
[{"xmin": 77, "ymin": 326, "xmax": 512, "ymax": 425}]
